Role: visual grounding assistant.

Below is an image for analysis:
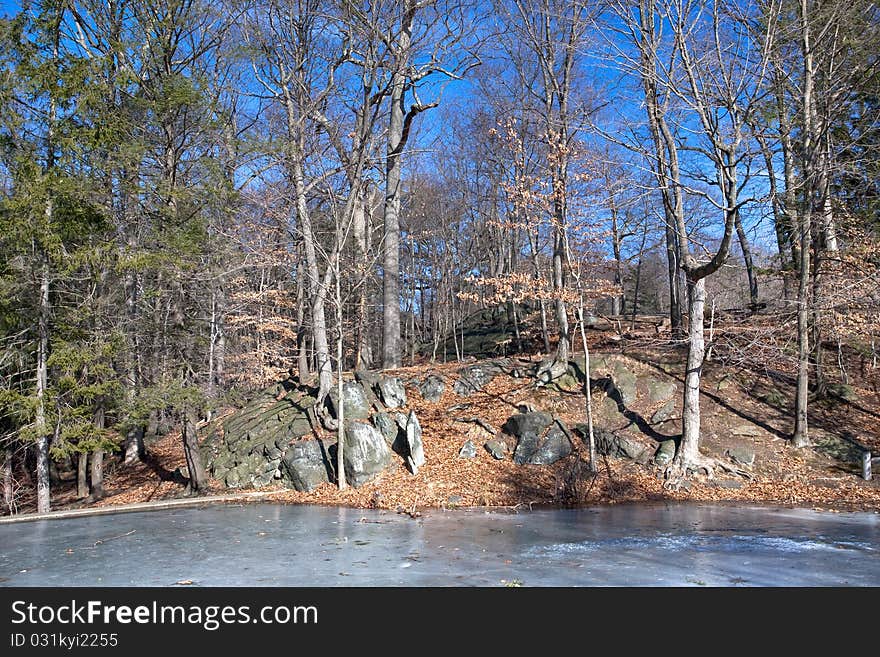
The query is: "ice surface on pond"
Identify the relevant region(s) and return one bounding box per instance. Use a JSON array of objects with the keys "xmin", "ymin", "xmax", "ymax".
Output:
[
  {"xmin": 529, "ymin": 533, "xmax": 877, "ymax": 556},
  {"xmin": 1, "ymin": 503, "xmax": 878, "ymax": 586}
]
